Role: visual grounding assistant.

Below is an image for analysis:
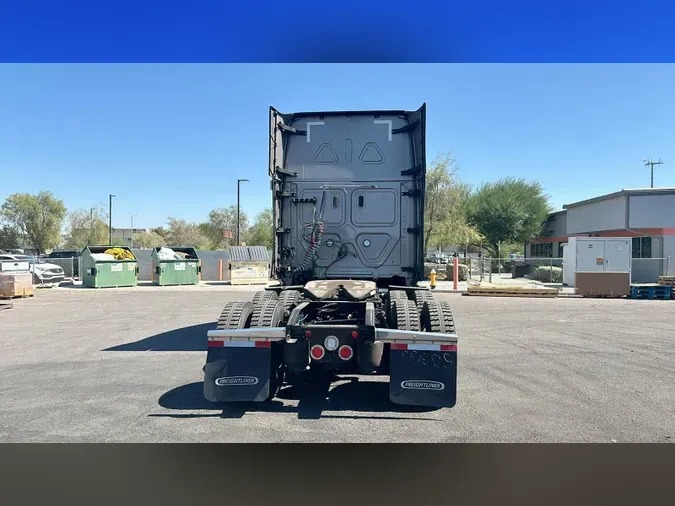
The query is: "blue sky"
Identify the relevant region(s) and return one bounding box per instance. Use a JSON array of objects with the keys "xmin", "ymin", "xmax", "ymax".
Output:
[{"xmin": 1, "ymin": 64, "xmax": 674, "ymax": 229}]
